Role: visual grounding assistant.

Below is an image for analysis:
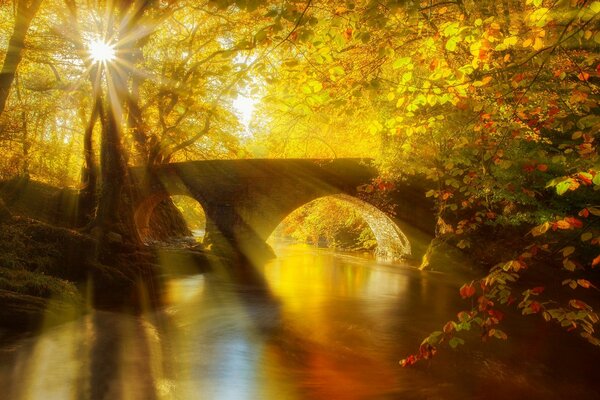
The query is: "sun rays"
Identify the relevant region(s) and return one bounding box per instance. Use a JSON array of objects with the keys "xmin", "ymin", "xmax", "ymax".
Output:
[{"xmin": 87, "ymin": 38, "xmax": 116, "ymax": 64}]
